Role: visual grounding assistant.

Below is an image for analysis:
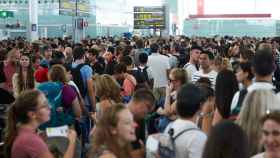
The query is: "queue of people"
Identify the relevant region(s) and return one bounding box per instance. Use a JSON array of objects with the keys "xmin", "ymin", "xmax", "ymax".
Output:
[{"xmin": 0, "ymin": 35, "xmax": 280, "ymax": 158}]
